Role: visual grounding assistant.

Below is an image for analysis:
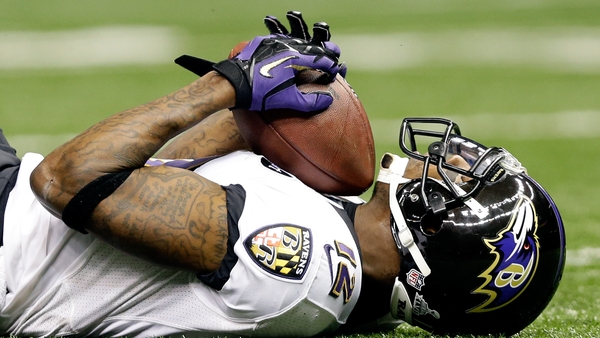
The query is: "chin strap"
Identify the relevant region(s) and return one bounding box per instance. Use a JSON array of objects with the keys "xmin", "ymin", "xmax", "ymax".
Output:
[
  {"xmin": 376, "ymin": 152, "xmax": 410, "ymax": 186},
  {"xmin": 379, "ymin": 153, "xmax": 434, "ymax": 321},
  {"xmin": 377, "ymin": 153, "xmax": 432, "ymax": 277}
]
